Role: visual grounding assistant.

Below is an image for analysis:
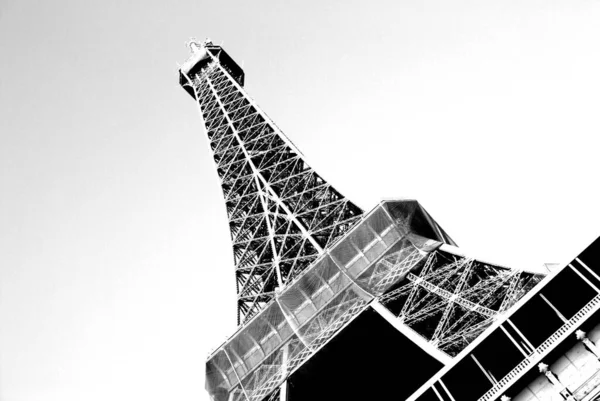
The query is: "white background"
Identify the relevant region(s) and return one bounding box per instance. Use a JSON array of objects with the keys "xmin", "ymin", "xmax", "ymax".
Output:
[{"xmin": 1, "ymin": 1, "xmax": 600, "ymax": 400}]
